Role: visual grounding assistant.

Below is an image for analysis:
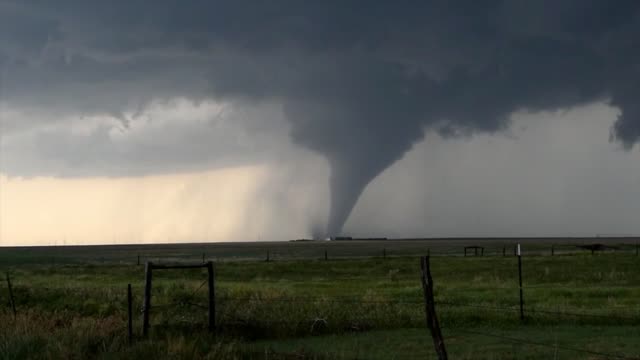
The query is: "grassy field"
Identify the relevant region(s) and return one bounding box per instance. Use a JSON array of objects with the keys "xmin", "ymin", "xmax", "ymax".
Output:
[{"xmin": 1, "ymin": 239, "xmax": 640, "ymax": 359}]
